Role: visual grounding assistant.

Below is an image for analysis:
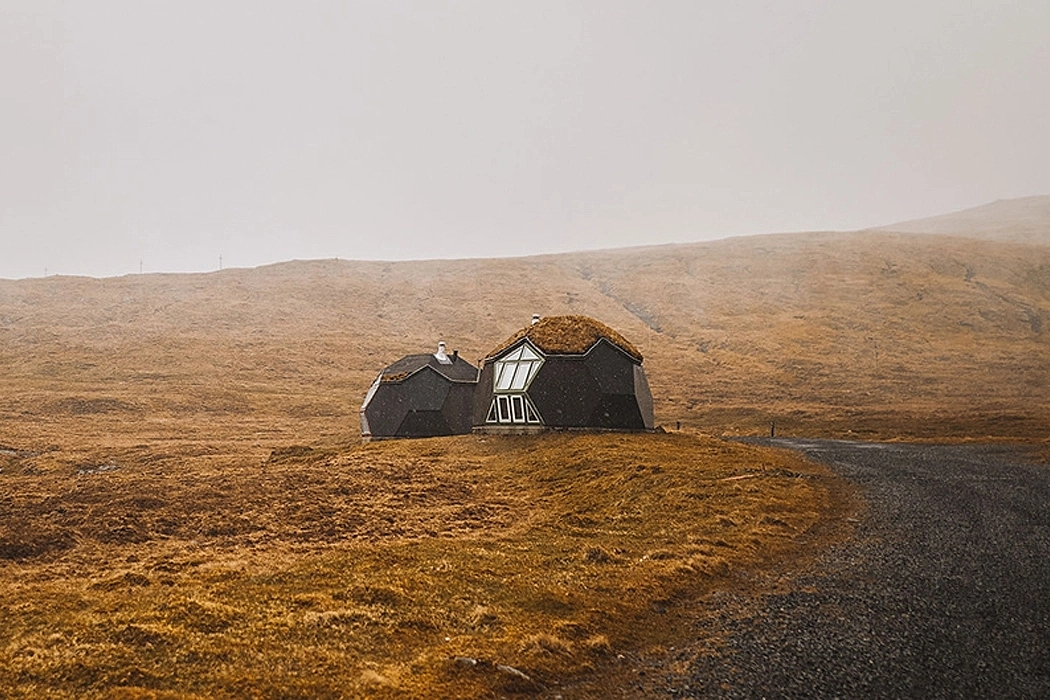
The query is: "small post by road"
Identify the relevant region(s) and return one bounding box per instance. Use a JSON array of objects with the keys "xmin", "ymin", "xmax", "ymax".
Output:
[{"xmin": 770, "ymin": 421, "xmax": 776, "ymax": 438}]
